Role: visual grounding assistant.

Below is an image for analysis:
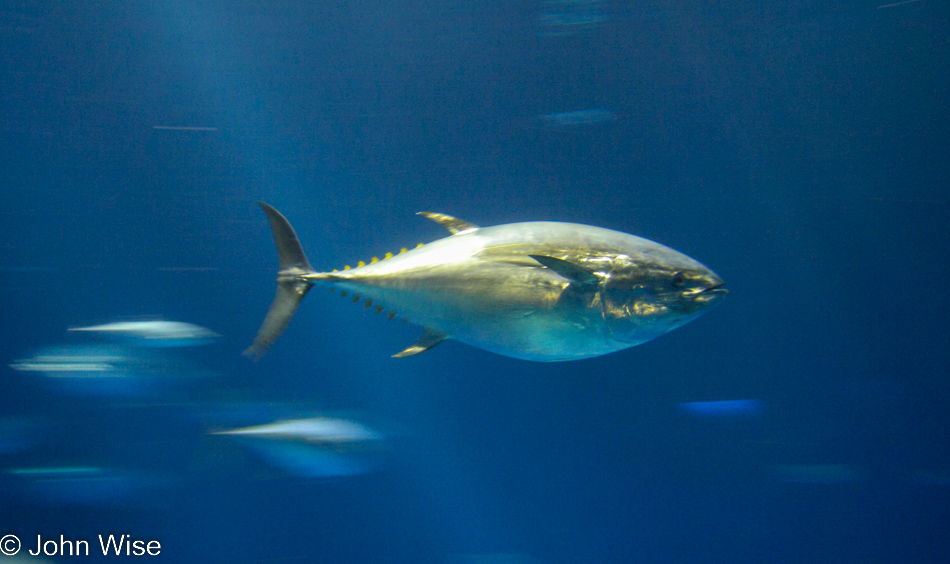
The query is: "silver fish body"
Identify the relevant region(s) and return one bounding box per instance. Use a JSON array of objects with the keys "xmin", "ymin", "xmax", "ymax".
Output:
[
  {"xmin": 214, "ymin": 417, "xmax": 383, "ymax": 444},
  {"xmin": 68, "ymin": 320, "xmax": 219, "ymax": 347},
  {"xmin": 246, "ymin": 203, "xmax": 726, "ymax": 361}
]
